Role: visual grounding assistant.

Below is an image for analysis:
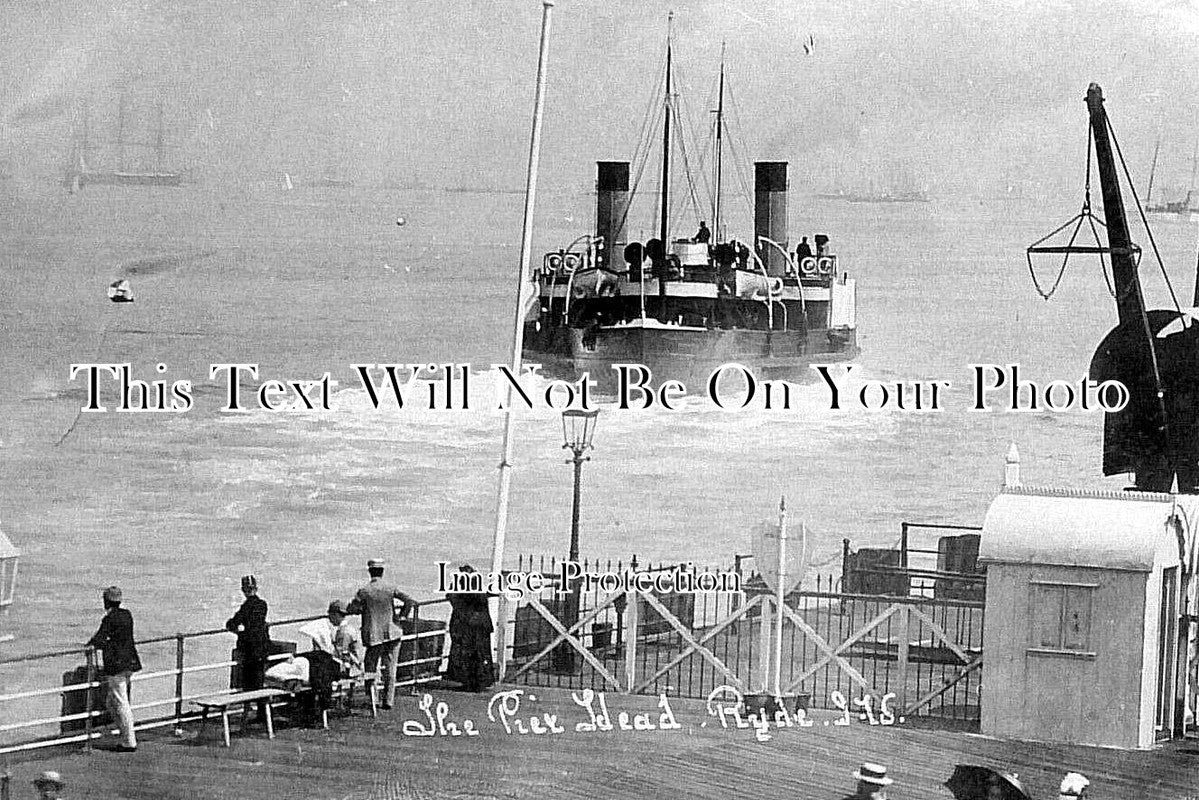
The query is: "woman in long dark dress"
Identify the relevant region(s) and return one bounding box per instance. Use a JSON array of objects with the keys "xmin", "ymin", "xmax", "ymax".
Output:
[{"xmin": 445, "ymin": 565, "xmax": 495, "ymax": 692}]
